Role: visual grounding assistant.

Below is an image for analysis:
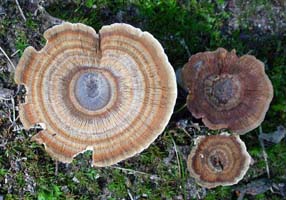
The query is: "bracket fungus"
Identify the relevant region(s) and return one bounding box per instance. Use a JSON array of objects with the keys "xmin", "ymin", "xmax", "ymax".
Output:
[
  {"xmin": 15, "ymin": 22, "xmax": 177, "ymax": 167},
  {"xmin": 182, "ymin": 48, "xmax": 273, "ymax": 134},
  {"xmin": 187, "ymin": 133, "xmax": 251, "ymax": 188}
]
